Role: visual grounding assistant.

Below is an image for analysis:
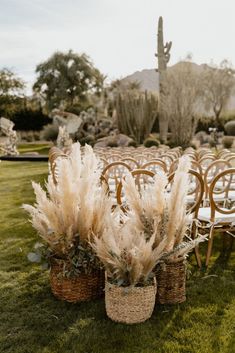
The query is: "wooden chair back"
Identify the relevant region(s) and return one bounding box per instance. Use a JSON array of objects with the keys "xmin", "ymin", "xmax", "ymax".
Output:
[
  {"xmin": 116, "ymin": 169, "xmax": 155, "ymax": 208},
  {"xmin": 168, "ymin": 169, "xmax": 204, "ymax": 216},
  {"xmin": 209, "ymin": 168, "xmax": 235, "ymax": 222}
]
